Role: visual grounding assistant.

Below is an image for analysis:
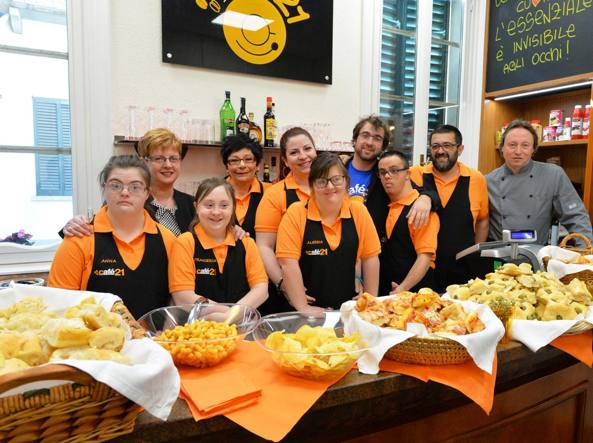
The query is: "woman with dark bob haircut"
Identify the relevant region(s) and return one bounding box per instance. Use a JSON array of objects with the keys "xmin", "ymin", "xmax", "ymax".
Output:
[
  {"xmin": 49, "ymin": 155, "xmax": 177, "ymax": 319},
  {"xmin": 275, "ymin": 152, "xmax": 381, "ymax": 311},
  {"xmin": 220, "ymin": 134, "xmax": 268, "ymax": 238}
]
